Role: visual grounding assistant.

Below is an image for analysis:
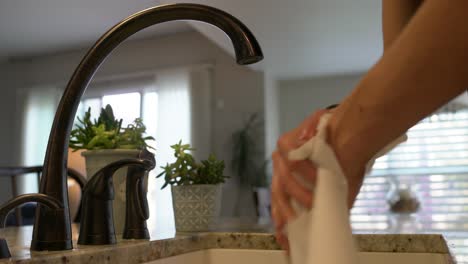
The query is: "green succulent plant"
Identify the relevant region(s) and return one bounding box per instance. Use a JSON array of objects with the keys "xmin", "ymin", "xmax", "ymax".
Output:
[
  {"xmin": 157, "ymin": 141, "xmax": 228, "ymax": 189},
  {"xmin": 69, "ymin": 104, "xmax": 154, "ymax": 151},
  {"xmin": 197, "ymin": 154, "xmax": 228, "ymax": 185}
]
